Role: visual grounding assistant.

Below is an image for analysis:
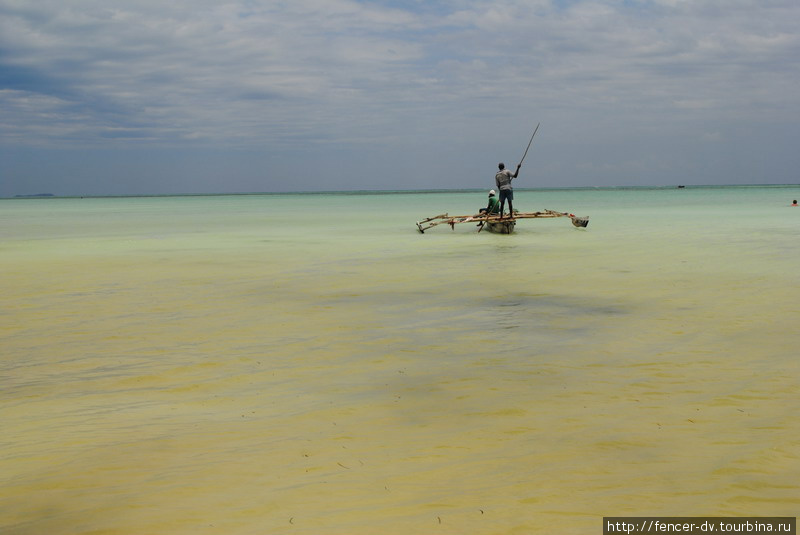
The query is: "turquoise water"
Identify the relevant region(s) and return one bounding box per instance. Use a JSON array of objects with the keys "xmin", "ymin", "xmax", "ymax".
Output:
[{"xmin": 2, "ymin": 186, "xmax": 799, "ymax": 534}]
